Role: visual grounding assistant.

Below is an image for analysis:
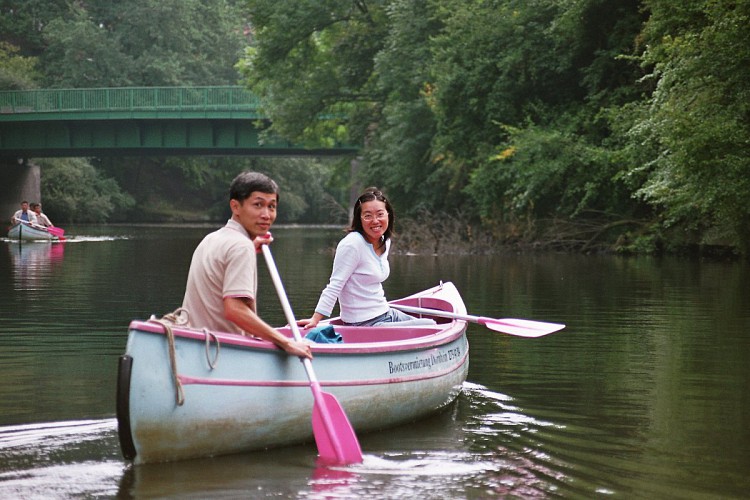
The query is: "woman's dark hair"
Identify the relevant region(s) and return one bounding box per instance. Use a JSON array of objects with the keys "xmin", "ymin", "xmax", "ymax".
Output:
[
  {"xmin": 348, "ymin": 187, "xmax": 394, "ymax": 241},
  {"xmin": 229, "ymin": 171, "xmax": 279, "ymax": 202}
]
